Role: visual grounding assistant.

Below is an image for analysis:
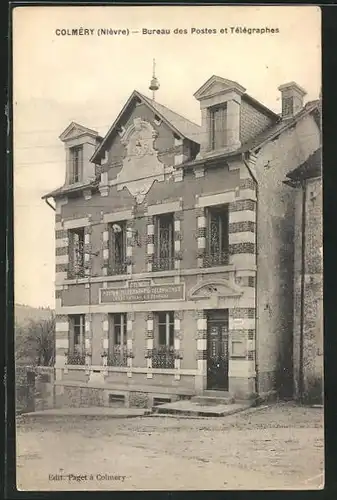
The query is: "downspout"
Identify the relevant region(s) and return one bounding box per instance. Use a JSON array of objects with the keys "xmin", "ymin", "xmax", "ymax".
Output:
[
  {"xmin": 43, "ymin": 196, "xmax": 56, "ymax": 398},
  {"xmin": 44, "ymin": 197, "xmax": 56, "ymax": 212},
  {"xmin": 242, "ymin": 152, "xmax": 259, "ymax": 396},
  {"xmin": 299, "ymin": 179, "xmax": 306, "ymax": 402}
]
